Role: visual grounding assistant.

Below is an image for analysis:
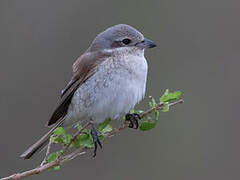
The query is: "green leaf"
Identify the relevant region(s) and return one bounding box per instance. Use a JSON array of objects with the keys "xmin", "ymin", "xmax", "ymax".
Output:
[
  {"xmin": 53, "ymin": 165, "xmax": 60, "ymax": 171},
  {"xmin": 139, "ymin": 121, "xmax": 156, "ymax": 131},
  {"xmin": 46, "ymin": 151, "xmax": 61, "ymax": 171},
  {"xmin": 50, "ymin": 137, "xmax": 64, "ymax": 144},
  {"xmin": 53, "ymin": 127, "xmax": 66, "ymax": 136},
  {"xmin": 64, "ymin": 134, "xmax": 72, "ymax": 144},
  {"xmin": 102, "ymin": 124, "xmax": 113, "ymax": 134},
  {"xmin": 76, "ymin": 123, "xmax": 82, "ymax": 130},
  {"xmin": 129, "ymin": 109, "xmax": 135, "ymax": 114},
  {"xmin": 160, "ymin": 89, "xmax": 181, "ymax": 103},
  {"xmin": 81, "ymin": 134, "xmax": 94, "ymax": 148},
  {"xmin": 47, "ymin": 153, "xmax": 58, "ymax": 163},
  {"xmin": 98, "ymin": 135, "xmax": 104, "ymax": 142},
  {"xmin": 154, "ymin": 110, "xmax": 159, "ymax": 122},
  {"xmin": 50, "ymin": 127, "xmax": 72, "ymax": 145},
  {"xmin": 82, "ymin": 128, "xmax": 90, "ymax": 134},
  {"xmin": 149, "ymin": 96, "xmax": 157, "ymax": 108},
  {"xmin": 72, "ymin": 135, "xmax": 84, "ymax": 148},
  {"xmin": 46, "ymin": 150, "xmax": 62, "ymax": 163},
  {"xmin": 98, "ymin": 118, "xmax": 112, "ymax": 133},
  {"xmin": 73, "ymin": 133, "xmax": 94, "ymax": 148},
  {"xmin": 161, "ymin": 102, "xmax": 169, "ymax": 112},
  {"xmin": 139, "ymin": 110, "xmax": 159, "ymax": 131}
]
